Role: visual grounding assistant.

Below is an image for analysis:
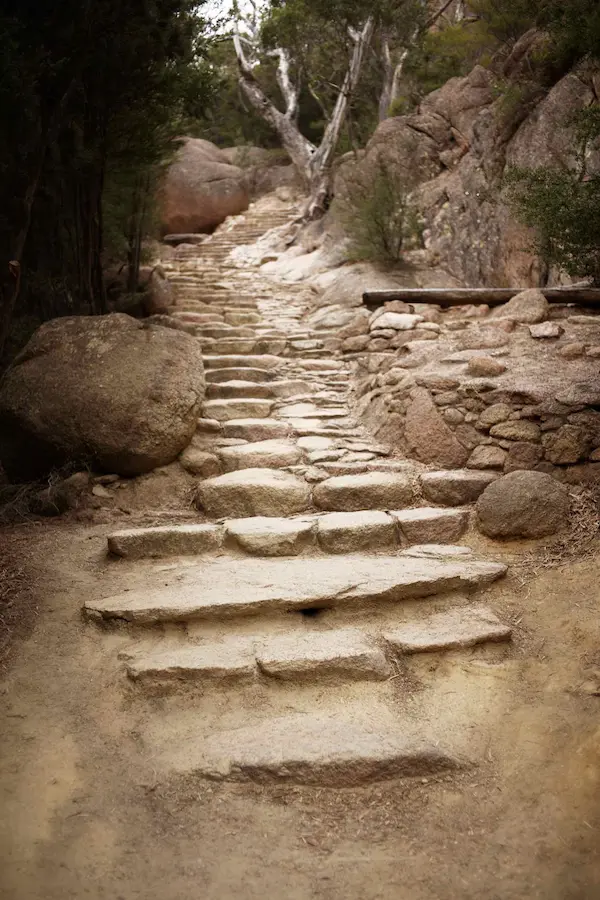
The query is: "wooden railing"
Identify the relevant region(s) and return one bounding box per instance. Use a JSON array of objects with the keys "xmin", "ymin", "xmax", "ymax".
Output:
[{"xmin": 362, "ymin": 287, "xmax": 600, "ymax": 310}]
